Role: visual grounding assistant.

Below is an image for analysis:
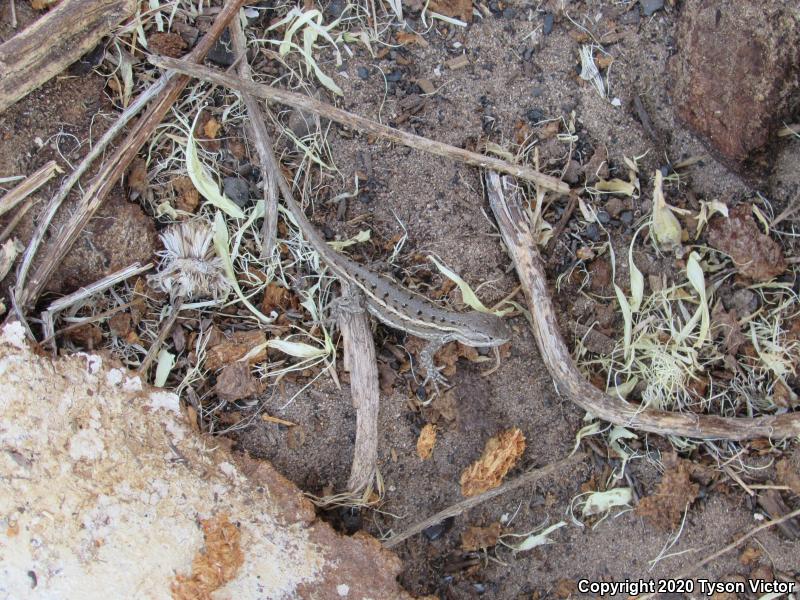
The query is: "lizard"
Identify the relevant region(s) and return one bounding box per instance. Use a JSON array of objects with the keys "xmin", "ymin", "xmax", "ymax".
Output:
[{"xmin": 261, "ymin": 142, "xmax": 512, "ymax": 388}]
